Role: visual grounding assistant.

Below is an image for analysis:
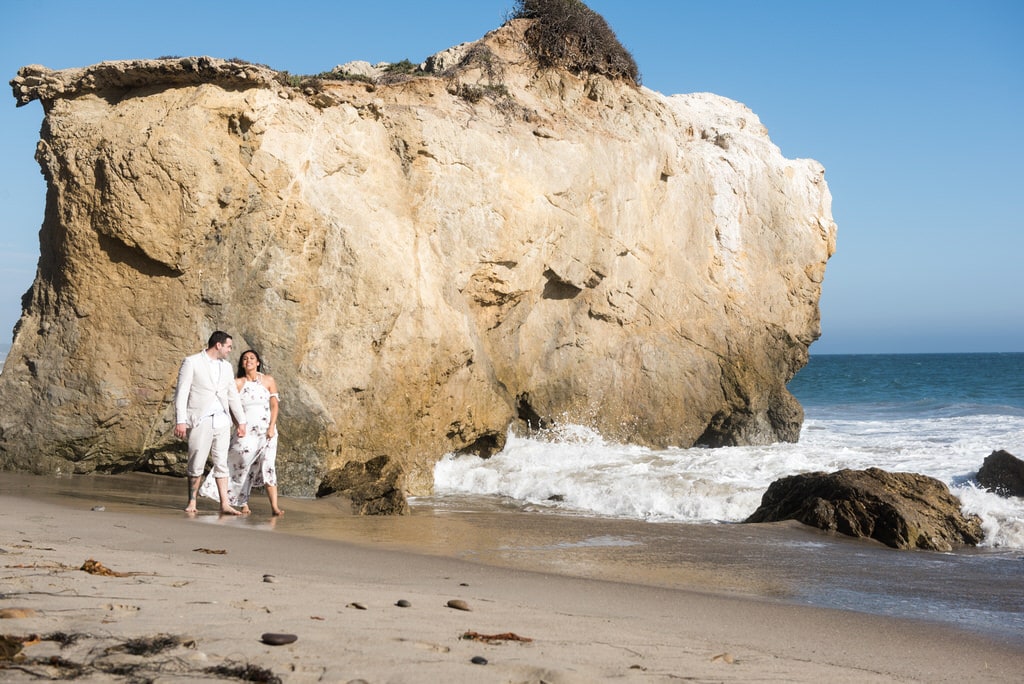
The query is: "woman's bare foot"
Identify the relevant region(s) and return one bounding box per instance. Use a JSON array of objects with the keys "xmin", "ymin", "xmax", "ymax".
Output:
[
  {"xmin": 266, "ymin": 486, "xmax": 283, "ymax": 517},
  {"xmin": 219, "ymin": 505, "xmax": 242, "ymax": 515},
  {"xmin": 240, "ymin": 505, "xmax": 251, "ymax": 515}
]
